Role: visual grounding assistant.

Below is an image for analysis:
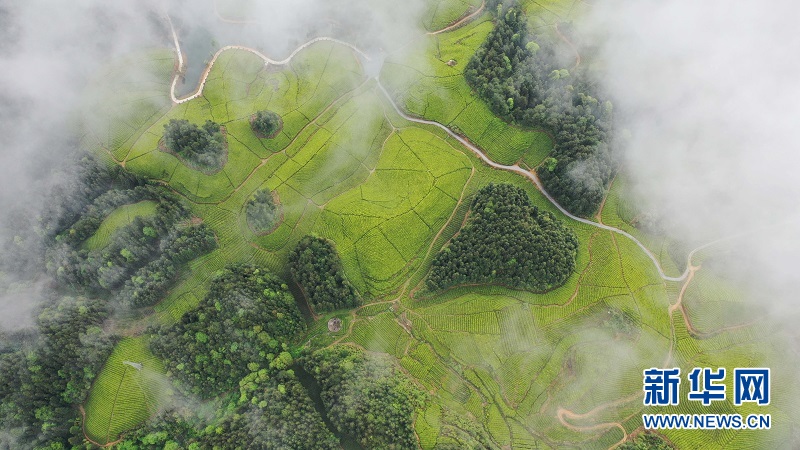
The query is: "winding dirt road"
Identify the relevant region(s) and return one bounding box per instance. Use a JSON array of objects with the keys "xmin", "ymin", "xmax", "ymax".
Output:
[
  {"xmin": 165, "ymin": 14, "xmax": 744, "ymax": 285},
  {"xmin": 152, "ymin": 16, "xmax": 789, "ymax": 449},
  {"xmin": 169, "ymin": 33, "xmax": 369, "ymax": 104},
  {"xmin": 427, "ymin": 1, "xmax": 486, "ymax": 35}
]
